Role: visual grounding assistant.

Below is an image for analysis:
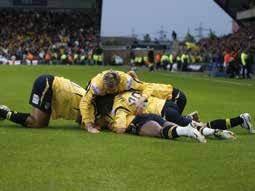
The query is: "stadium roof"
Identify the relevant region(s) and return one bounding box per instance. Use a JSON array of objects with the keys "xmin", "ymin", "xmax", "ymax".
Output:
[{"xmin": 214, "ymin": 0, "xmax": 251, "ymax": 23}]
